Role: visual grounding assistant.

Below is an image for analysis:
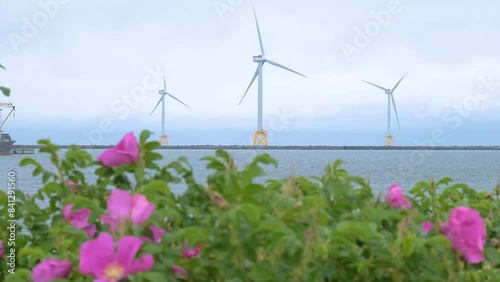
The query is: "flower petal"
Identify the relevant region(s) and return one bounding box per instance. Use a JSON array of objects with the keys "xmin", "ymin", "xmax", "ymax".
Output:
[
  {"xmin": 422, "ymin": 221, "xmax": 433, "ymax": 233},
  {"xmin": 107, "ymin": 189, "xmax": 131, "ymax": 219},
  {"xmin": 149, "ymin": 226, "xmax": 166, "ymax": 243},
  {"xmin": 98, "ymin": 132, "xmax": 139, "ymax": 167},
  {"xmin": 115, "ymin": 236, "xmax": 144, "ymax": 270},
  {"xmin": 78, "ymin": 233, "xmax": 114, "ymax": 276},
  {"xmin": 130, "ymin": 194, "xmax": 154, "ymax": 226},
  {"xmin": 100, "ymin": 215, "xmax": 120, "ymax": 232},
  {"xmin": 172, "ymin": 265, "xmax": 189, "ymax": 278},
  {"xmin": 33, "ymin": 259, "xmax": 72, "ymax": 282},
  {"xmin": 98, "ymin": 149, "xmax": 135, "ymax": 167},
  {"xmin": 127, "ymin": 254, "xmax": 154, "ymax": 275},
  {"xmin": 83, "ymin": 224, "xmax": 96, "ymax": 238},
  {"xmin": 115, "ymin": 132, "xmax": 139, "ymax": 162}
]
